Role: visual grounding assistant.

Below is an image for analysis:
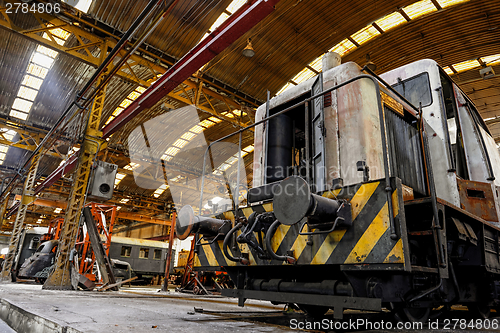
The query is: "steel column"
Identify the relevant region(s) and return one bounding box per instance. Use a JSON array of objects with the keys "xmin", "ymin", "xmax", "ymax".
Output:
[
  {"xmin": 0, "ymin": 194, "xmax": 10, "ymax": 229},
  {"xmin": 161, "ymin": 212, "xmax": 176, "ymax": 291},
  {"xmin": 0, "ymin": 151, "xmax": 41, "ymax": 280},
  {"xmin": 43, "ymin": 76, "xmax": 107, "ymax": 290}
]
